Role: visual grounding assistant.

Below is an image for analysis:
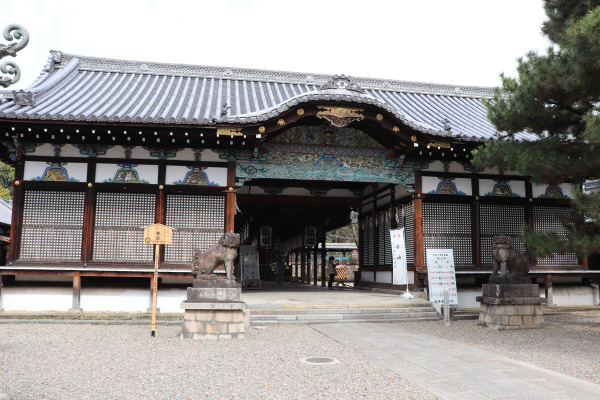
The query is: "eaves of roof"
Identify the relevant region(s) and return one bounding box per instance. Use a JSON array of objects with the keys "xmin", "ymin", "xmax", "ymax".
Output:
[{"xmin": 0, "ymin": 51, "xmax": 537, "ymax": 142}]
